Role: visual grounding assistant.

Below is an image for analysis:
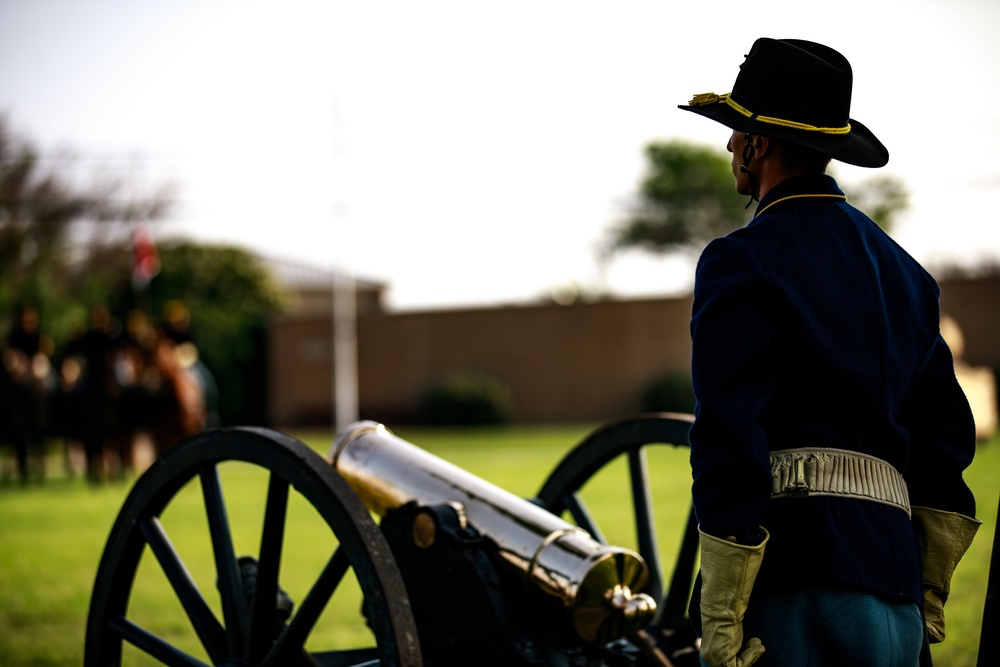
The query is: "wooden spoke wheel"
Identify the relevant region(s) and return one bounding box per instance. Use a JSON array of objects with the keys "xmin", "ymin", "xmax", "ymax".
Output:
[
  {"xmin": 535, "ymin": 414, "xmax": 700, "ymax": 665},
  {"xmin": 85, "ymin": 427, "xmax": 422, "ymax": 667}
]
